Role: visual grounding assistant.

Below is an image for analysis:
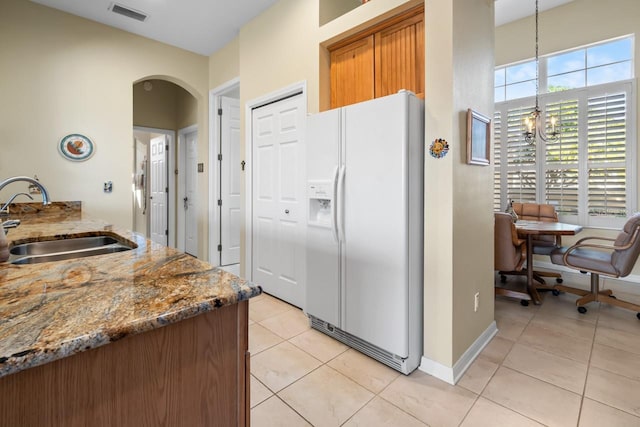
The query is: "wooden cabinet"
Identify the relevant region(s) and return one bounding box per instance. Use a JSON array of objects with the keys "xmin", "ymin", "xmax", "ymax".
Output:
[
  {"xmin": 329, "ymin": 6, "xmax": 424, "ymax": 109},
  {"xmin": 330, "ymin": 35, "xmax": 375, "ymax": 110},
  {"xmin": 0, "ymin": 301, "xmax": 250, "ymax": 427}
]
